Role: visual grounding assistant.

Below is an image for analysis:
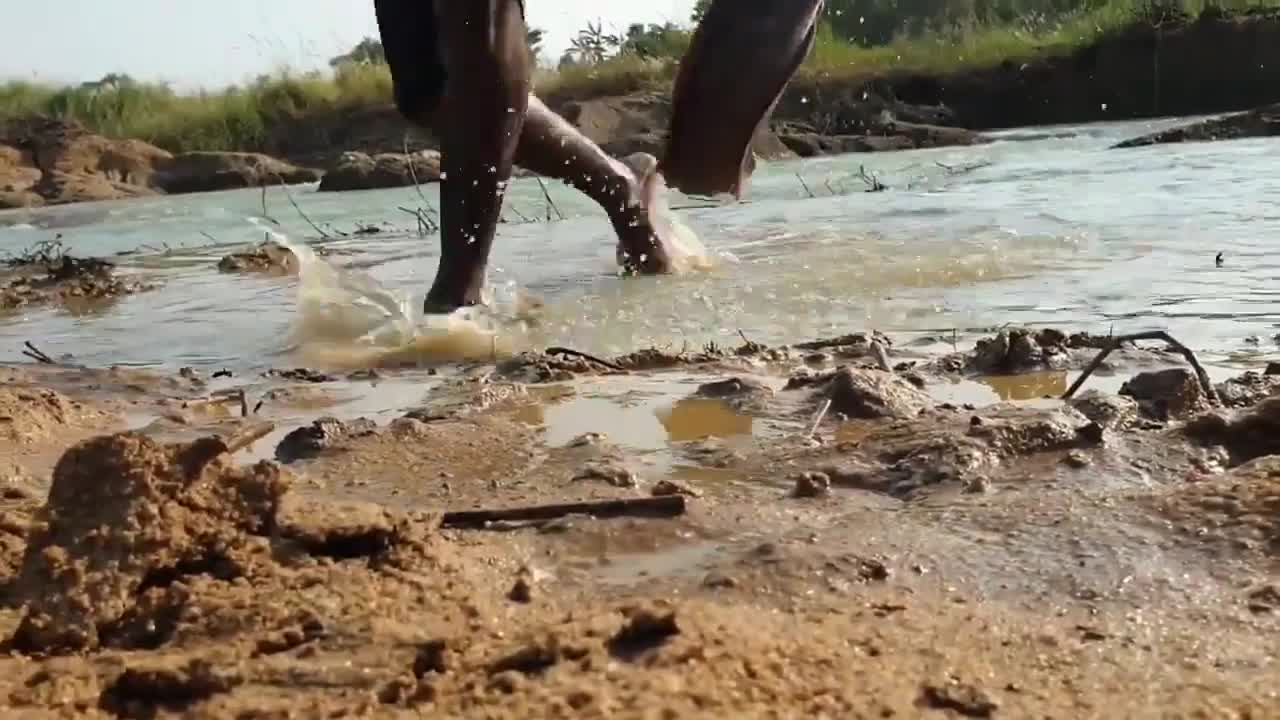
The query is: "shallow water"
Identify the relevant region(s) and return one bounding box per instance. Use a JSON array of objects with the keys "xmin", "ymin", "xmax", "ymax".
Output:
[{"xmin": 3, "ymin": 114, "xmax": 1279, "ymax": 380}]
